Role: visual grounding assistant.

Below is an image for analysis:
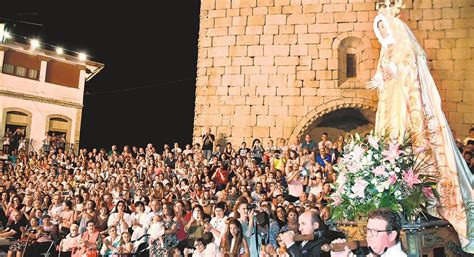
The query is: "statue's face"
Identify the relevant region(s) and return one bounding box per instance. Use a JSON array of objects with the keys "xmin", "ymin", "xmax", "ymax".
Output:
[{"xmin": 378, "ymin": 21, "xmax": 388, "ymax": 38}]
